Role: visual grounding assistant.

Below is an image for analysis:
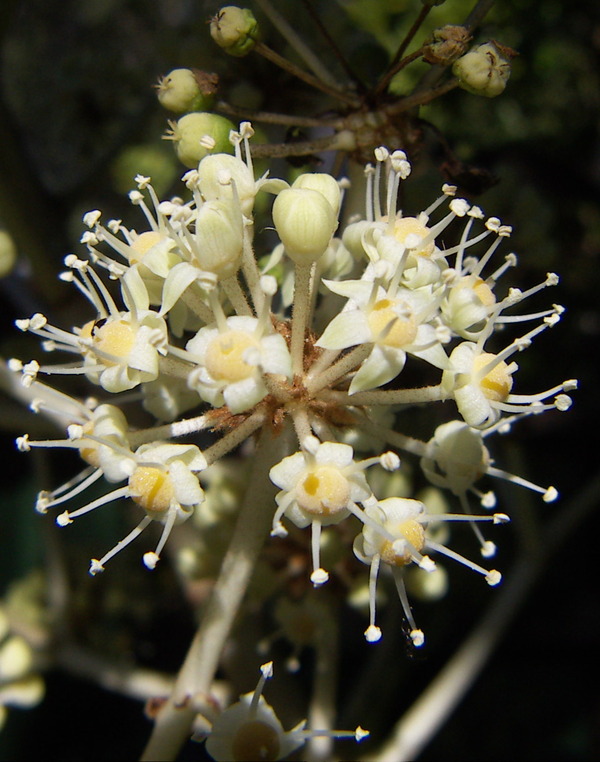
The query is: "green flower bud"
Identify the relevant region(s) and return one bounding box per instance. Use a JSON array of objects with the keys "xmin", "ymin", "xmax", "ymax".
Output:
[
  {"xmin": 452, "ymin": 41, "xmax": 514, "ymax": 98},
  {"xmin": 164, "ymin": 112, "xmax": 235, "ymax": 168},
  {"xmin": 272, "ymin": 188, "xmax": 337, "ymax": 266},
  {"xmin": 0, "ymin": 230, "xmax": 17, "ymax": 278},
  {"xmin": 291, "ymin": 173, "xmax": 342, "ymax": 218},
  {"xmin": 210, "ymin": 6, "xmax": 258, "ymax": 57},
  {"xmin": 156, "ymin": 69, "xmax": 218, "ymax": 113}
]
